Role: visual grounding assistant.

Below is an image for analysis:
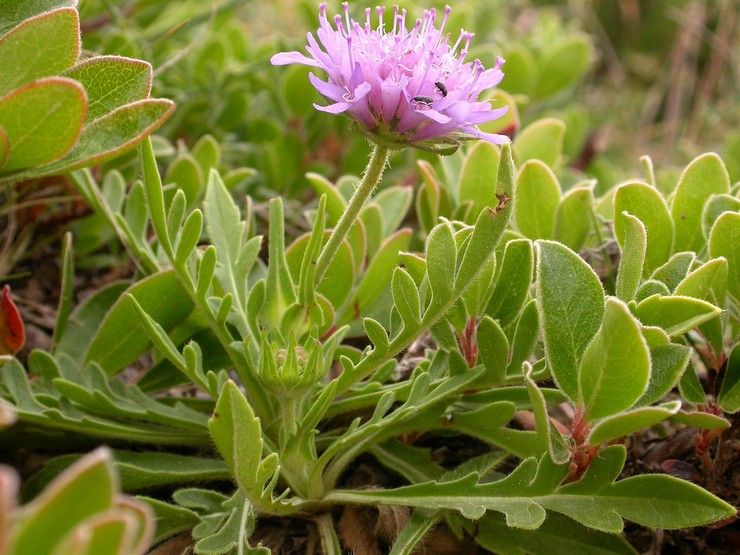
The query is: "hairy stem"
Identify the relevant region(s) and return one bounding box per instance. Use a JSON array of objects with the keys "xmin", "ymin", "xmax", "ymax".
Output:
[{"xmin": 314, "ymin": 145, "xmax": 390, "ymax": 284}]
